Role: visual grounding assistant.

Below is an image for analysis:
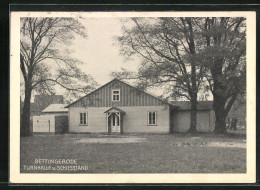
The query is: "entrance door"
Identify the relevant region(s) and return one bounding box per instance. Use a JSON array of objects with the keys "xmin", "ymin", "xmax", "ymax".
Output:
[{"xmin": 111, "ymin": 113, "xmax": 120, "ymax": 133}]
